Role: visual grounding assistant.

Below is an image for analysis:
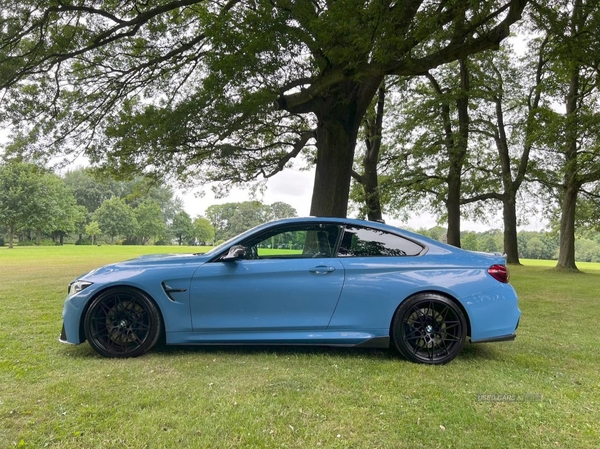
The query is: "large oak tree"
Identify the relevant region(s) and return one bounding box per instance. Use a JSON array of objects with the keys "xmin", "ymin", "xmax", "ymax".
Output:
[
  {"xmin": 1, "ymin": 0, "xmax": 528, "ymax": 217},
  {"xmin": 529, "ymin": 0, "xmax": 600, "ymax": 270}
]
